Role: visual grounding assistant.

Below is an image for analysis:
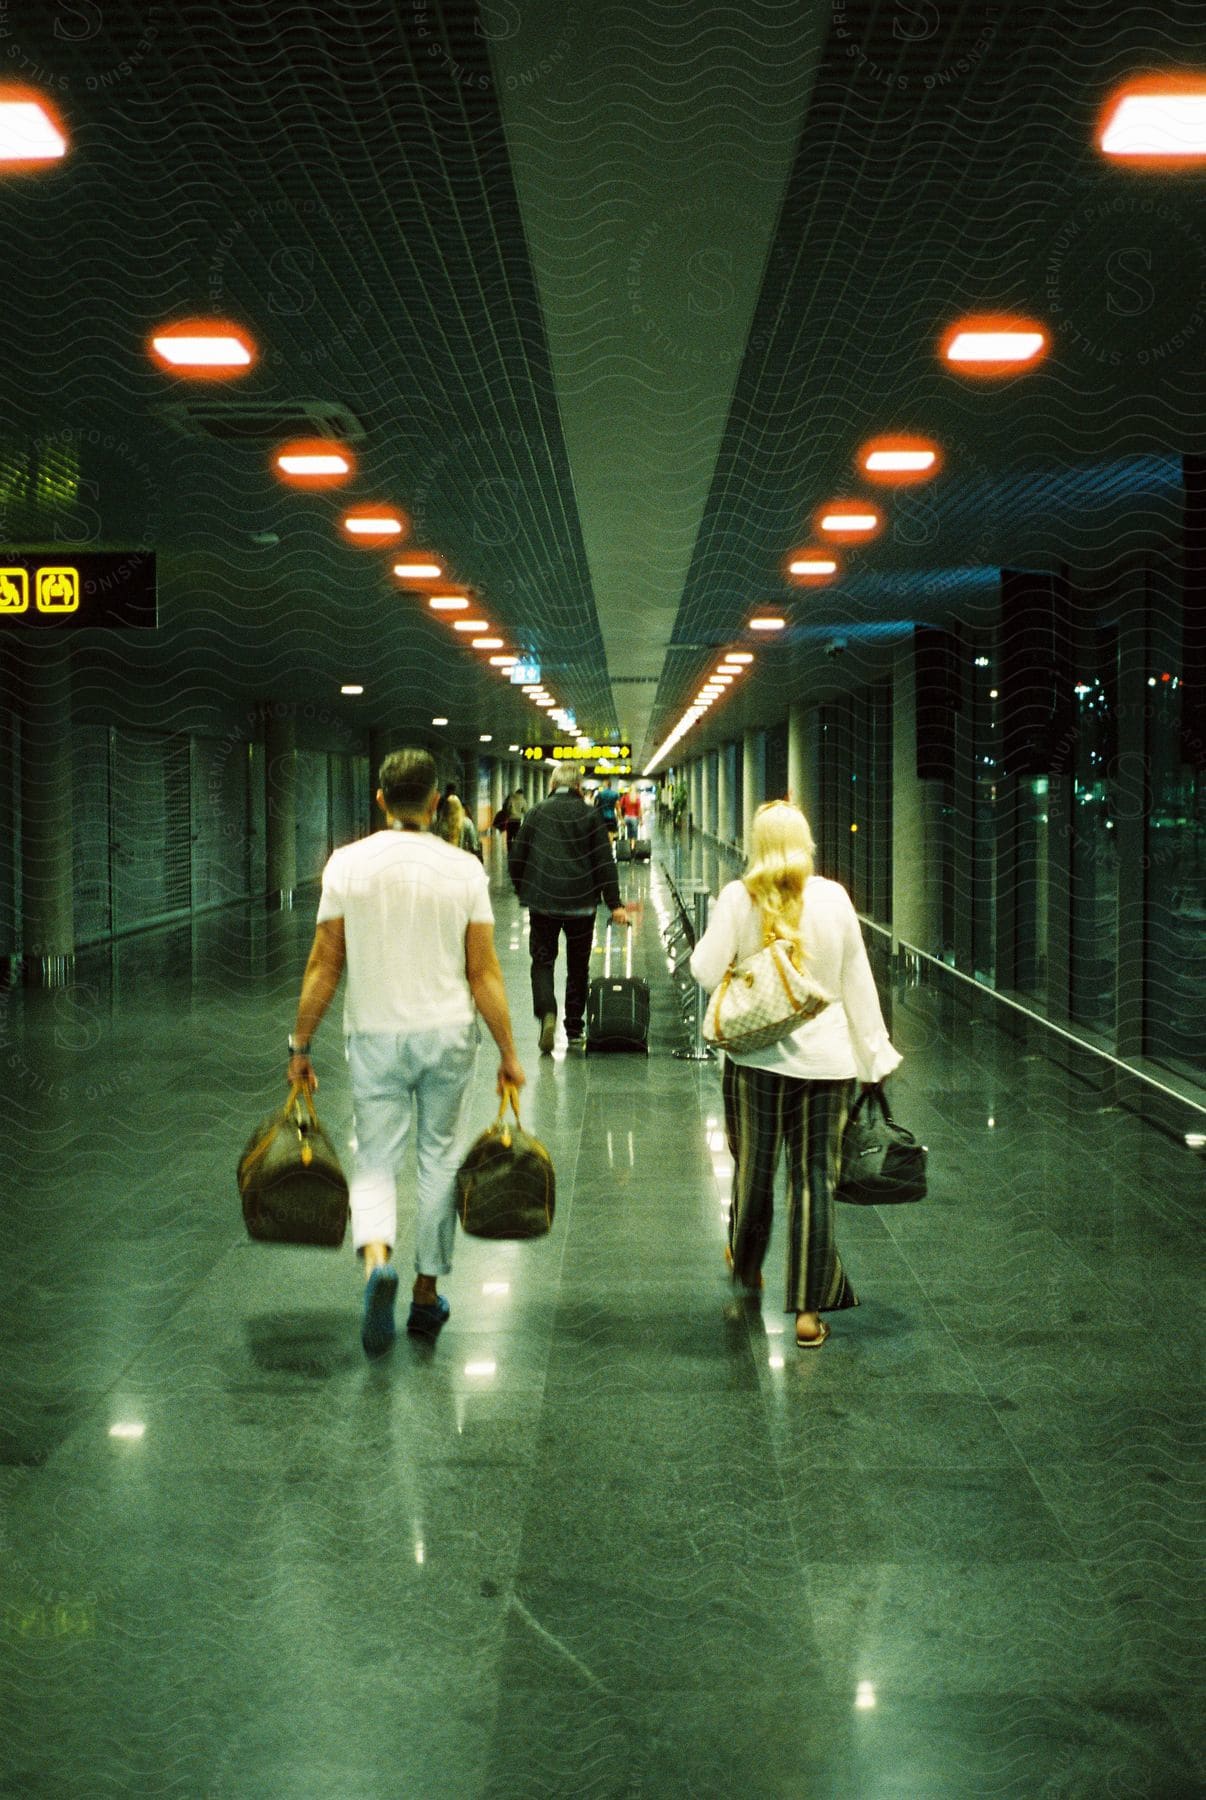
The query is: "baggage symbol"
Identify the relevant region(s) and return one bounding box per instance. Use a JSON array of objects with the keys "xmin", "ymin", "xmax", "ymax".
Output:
[
  {"xmin": 37, "ymin": 567, "xmax": 80, "ymax": 613},
  {"xmin": 0, "ymin": 568, "xmax": 29, "ymax": 612}
]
